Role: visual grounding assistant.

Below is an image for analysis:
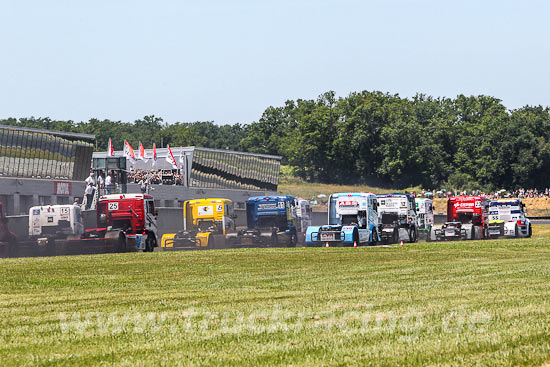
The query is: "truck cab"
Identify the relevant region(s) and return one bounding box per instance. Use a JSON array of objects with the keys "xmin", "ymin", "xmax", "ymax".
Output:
[
  {"xmin": 90, "ymin": 193, "xmax": 158, "ymax": 252},
  {"xmin": 488, "ymin": 200, "xmax": 532, "ymax": 238},
  {"xmin": 306, "ymin": 192, "xmax": 379, "ymax": 246},
  {"xmin": 229, "ymin": 195, "xmax": 298, "ymax": 247},
  {"xmin": 376, "ymin": 193, "xmax": 418, "ymax": 243},
  {"xmin": 161, "ymin": 198, "xmax": 235, "ymax": 250},
  {"xmin": 434, "ymin": 196, "xmax": 489, "ymax": 241},
  {"xmin": 29, "ymin": 204, "xmax": 84, "ymax": 246}
]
